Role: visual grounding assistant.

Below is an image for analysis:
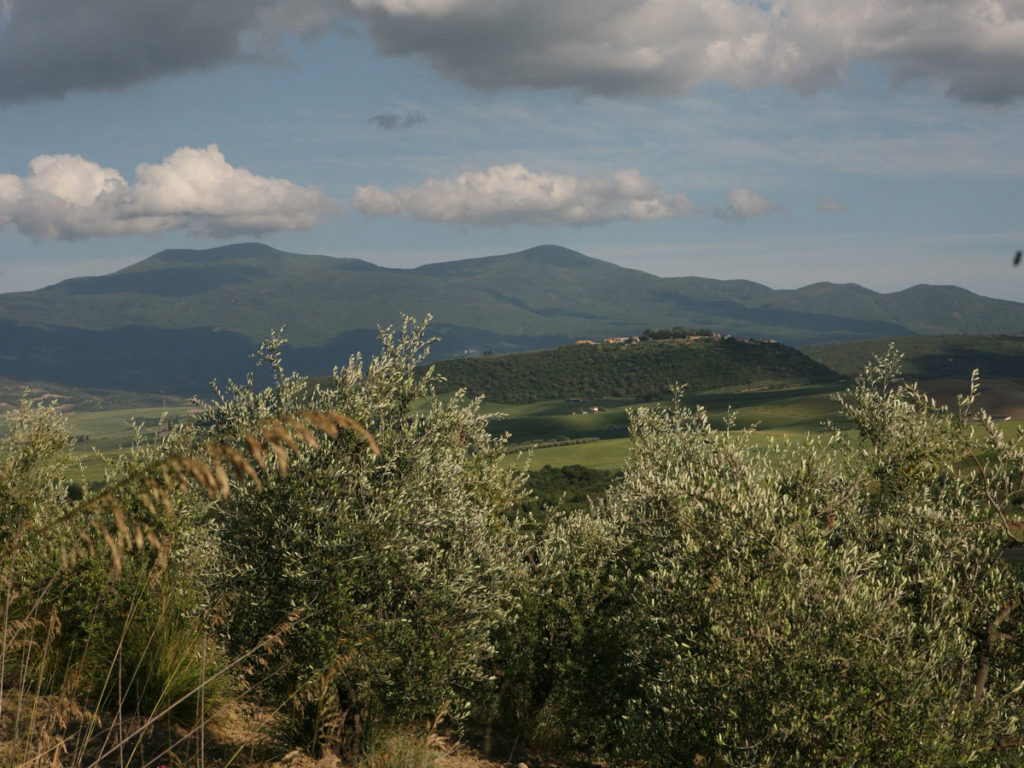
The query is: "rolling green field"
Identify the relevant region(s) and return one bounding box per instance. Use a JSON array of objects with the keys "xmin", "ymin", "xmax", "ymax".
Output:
[
  {"xmin": 0, "ymin": 378, "xmax": 194, "ymax": 483},
  {"xmin": 55, "ymin": 377, "xmax": 1008, "ymax": 478},
  {"xmin": 496, "ymin": 382, "xmax": 851, "ymax": 469},
  {"xmin": 0, "ymin": 376, "xmax": 187, "ymax": 413},
  {"xmin": 7, "ymin": 375, "xmax": 1005, "ymax": 481},
  {"xmin": 1, "ymin": 382, "xmax": 851, "ymax": 482},
  {"xmin": 499, "ymin": 379, "xmax": 1020, "ymax": 471},
  {"xmin": 1, "ymin": 403, "xmax": 196, "ymax": 484},
  {"xmin": 64, "ymin": 406, "xmax": 197, "ymax": 482},
  {"xmin": 509, "ymin": 437, "xmax": 633, "ymax": 471}
]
